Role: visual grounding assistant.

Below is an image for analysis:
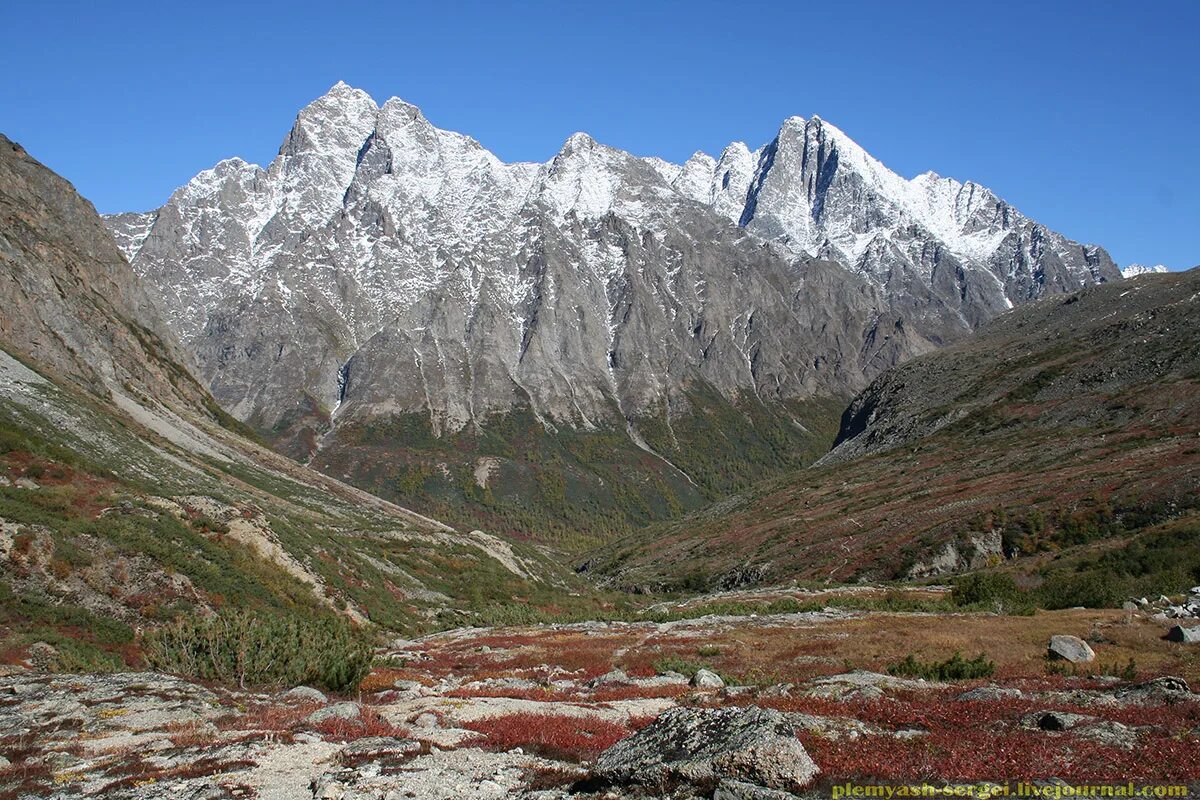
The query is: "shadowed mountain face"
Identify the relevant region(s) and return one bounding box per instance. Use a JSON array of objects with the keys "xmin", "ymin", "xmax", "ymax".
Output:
[
  {"xmin": 105, "ymin": 84, "xmax": 1119, "ymax": 544},
  {"xmin": 590, "ymin": 269, "xmax": 1200, "ymax": 589},
  {"xmin": 0, "ymin": 135, "xmax": 210, "ymax": 415},
  {"xmin": 0, "ymin": 136, "xmax": 582, "ymax": 663}
]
